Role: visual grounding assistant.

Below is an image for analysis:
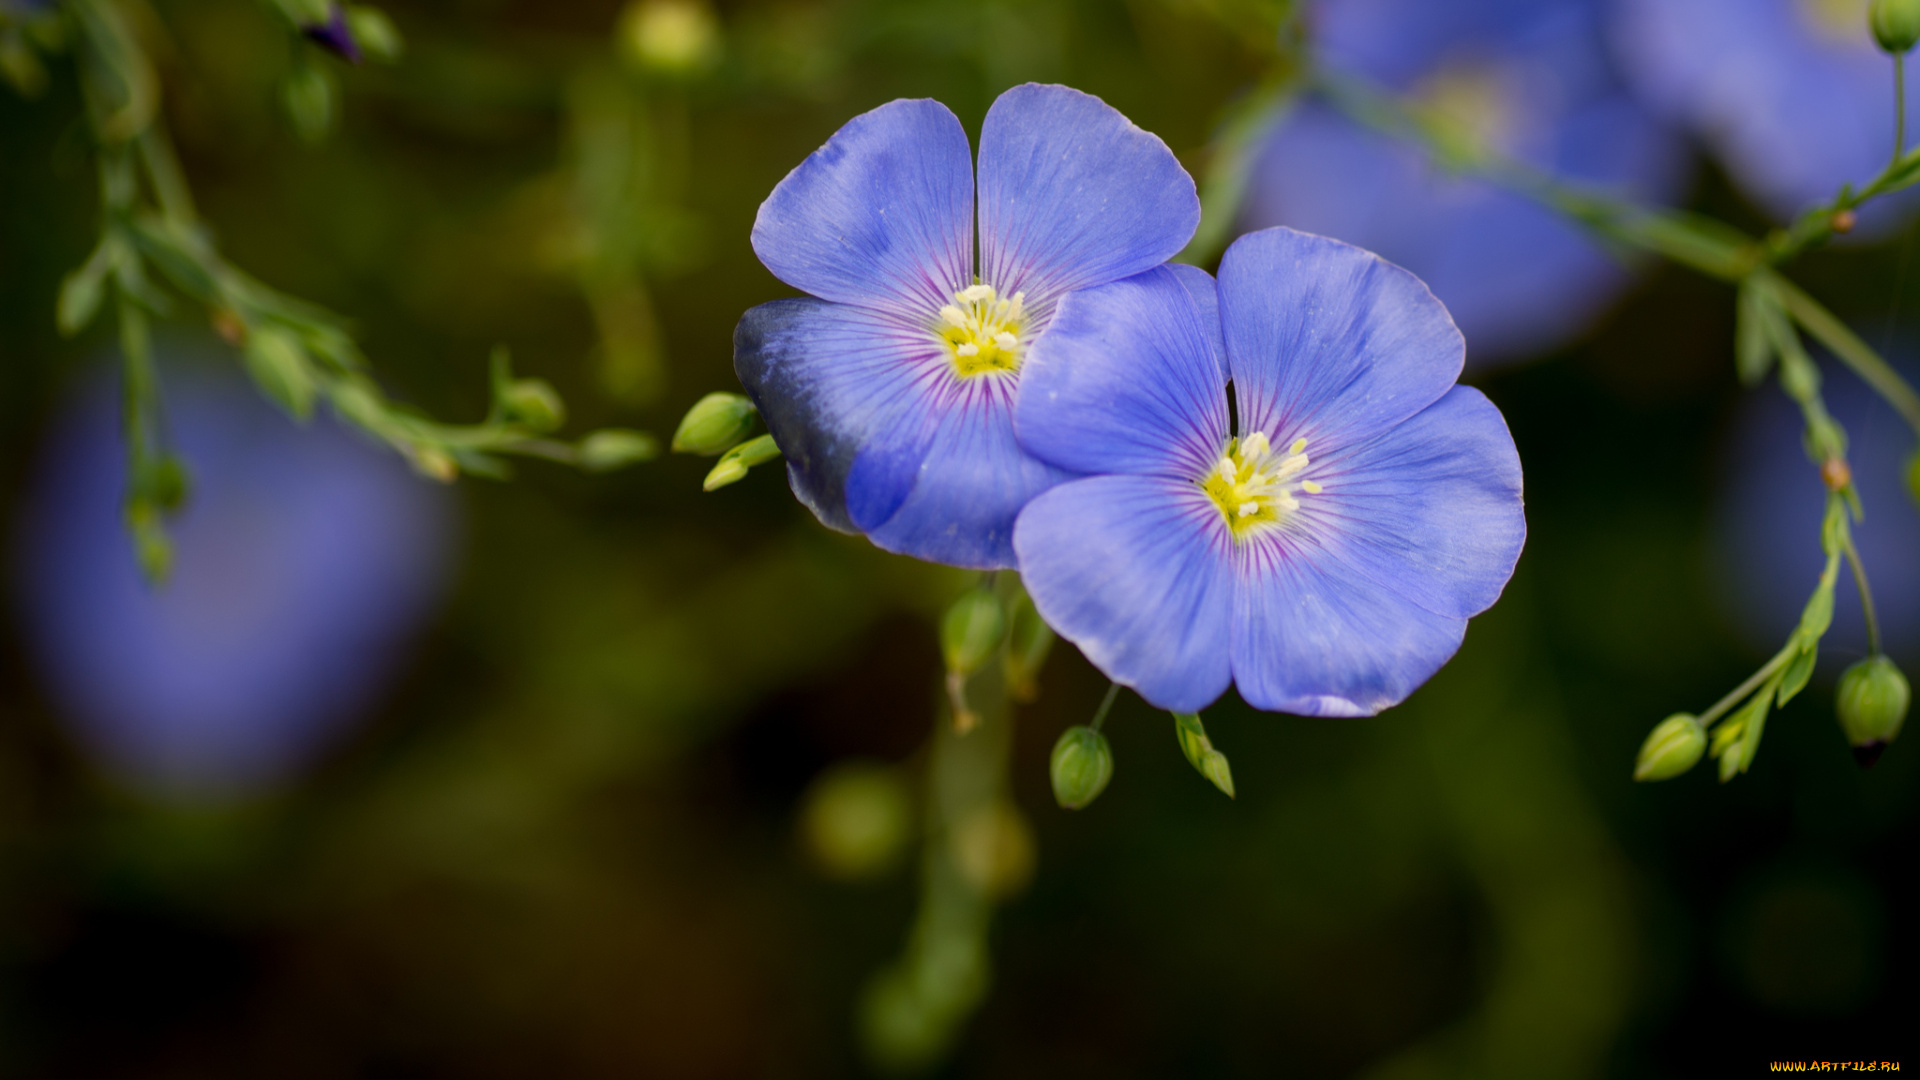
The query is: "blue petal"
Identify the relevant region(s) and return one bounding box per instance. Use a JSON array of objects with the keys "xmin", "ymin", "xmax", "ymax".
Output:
[
  {"xmin": 1165, "ymin": 261, "xmax": 1228, "ymax": 383},
  {"xmin": 734, "ymin": 298, "xmax": 950, "ymax": 534},
  {"xmin": 1014, "ymin": 475, "xmax": 1235, "ymax": 711},
  {"xmin": 1230, "ymin": 533, "xmax": 1467, "ymax": 717},
  {"xmin": 1306, "ymin": 386, "xmax": 1525, "ymax": 621},
  {"xmin": 1015, "ymin": 265, "xmax": 1228, "ymax": 480},
  {"xmin": 976, "ymin": 84, "xmax": 1199, "ymax": 317},
  {"xmin": 1219, "ymin": 227, "xmax": 1462, "ymax": 456},
  {"xmin": 751, "ymin": 98, "xmax": 974, "ymax": 316},
  {"xmin": 857, "ymin": 376, "xmax": 1073, "ymax": 570}
]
